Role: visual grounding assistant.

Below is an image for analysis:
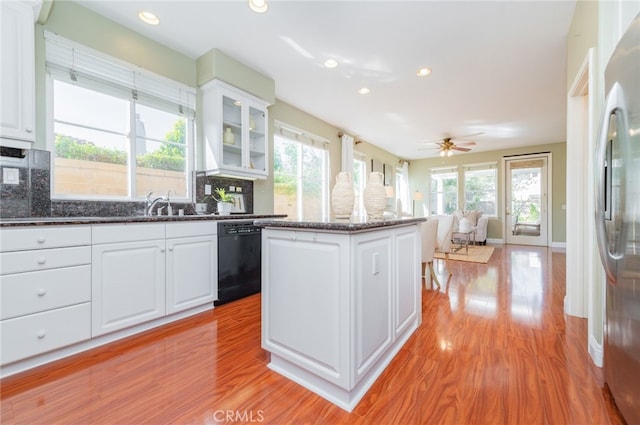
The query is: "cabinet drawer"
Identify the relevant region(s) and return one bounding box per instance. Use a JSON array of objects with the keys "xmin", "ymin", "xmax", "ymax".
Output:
[
  {"xmin": 0, "ymin": 226, "xmax": 91, "ymax": 252},
  {"xmin": 0, "ymin": 246, "xmax": 91, "ymax": 275},
  {"xmin": 0, "ymin": 303, "xmax": 91, "ymax": 365},
  {"xmin": 166, "ymin": 221, "xmax": 217, "ymax": 238},
  {"xmin": 0, "ymin": 265, "xmax": 91, "ymax": 320},
  {"xmin": 92, "ymin": 223, "xmax": 165, "ymax": 244}
]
